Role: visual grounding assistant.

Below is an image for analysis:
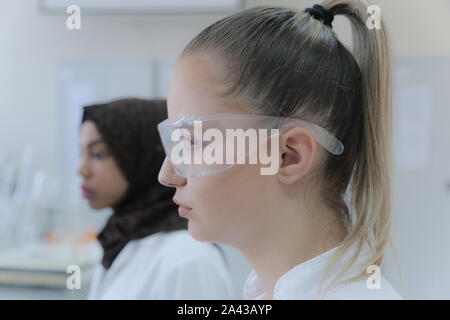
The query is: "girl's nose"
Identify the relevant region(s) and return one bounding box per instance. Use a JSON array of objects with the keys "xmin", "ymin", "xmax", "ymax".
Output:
[
  {"xmin": 77, "ymin": 159, "xmax": 90, "ymax": 178},
  {"xmin": 158, "ymin": 157, "xmax": 187, "ymax": 187}
]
